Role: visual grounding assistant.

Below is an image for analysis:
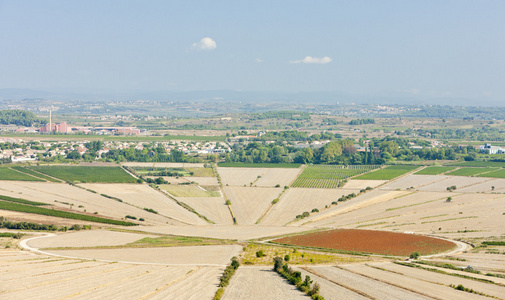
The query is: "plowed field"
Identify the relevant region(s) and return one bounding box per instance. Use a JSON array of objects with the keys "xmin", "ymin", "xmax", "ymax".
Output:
[{"xmin": 273, "ymin": 228, "xmax": 455, "ymax": 256}]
